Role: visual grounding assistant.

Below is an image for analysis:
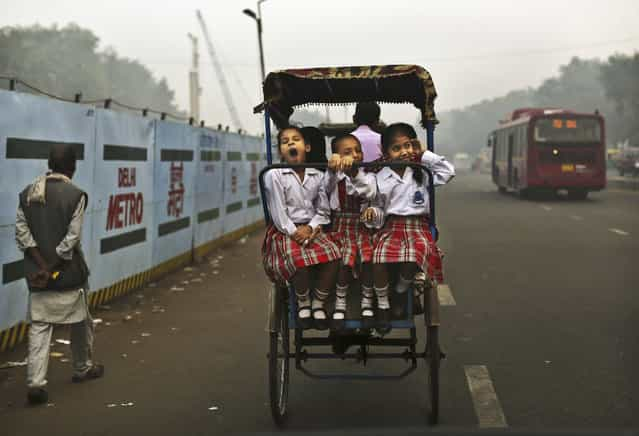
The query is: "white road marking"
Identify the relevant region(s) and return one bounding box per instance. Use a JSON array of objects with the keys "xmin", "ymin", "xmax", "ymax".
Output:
[
  {"xmin": 570, "ymin": 215, "xmax": 584, "ymax": 221},
  {"xmin": 464, "ymin": 365, "xmax": 508, "ymax": 428},
  {"xmin": 437, "ymin": 284, "xmax": 456, "ymax": 306},
  {"xmin": 609, "ymin": 228, "xmax": 630, "ymax": 236},
  {"xmin": 540, "ymin": 205, "xmax": 552, "ymax": 211}
]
